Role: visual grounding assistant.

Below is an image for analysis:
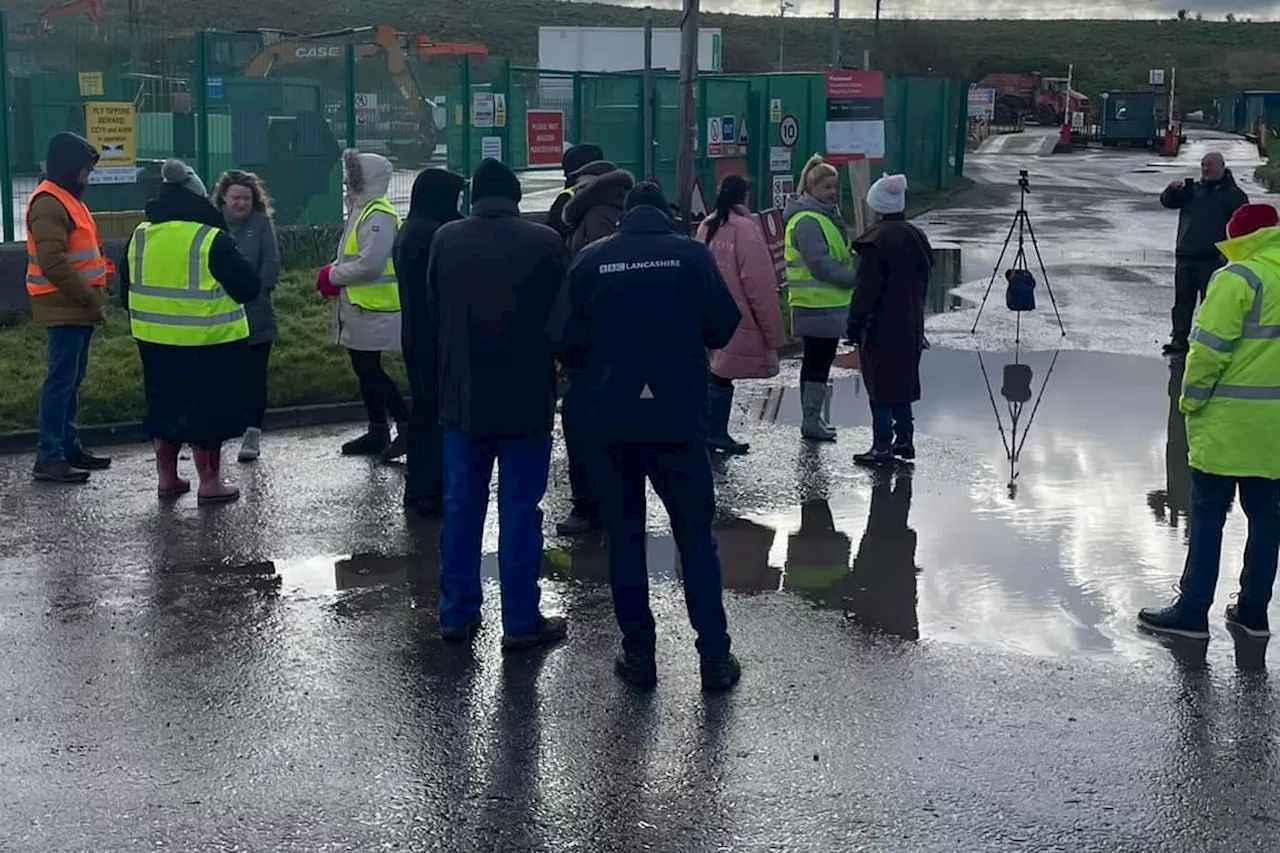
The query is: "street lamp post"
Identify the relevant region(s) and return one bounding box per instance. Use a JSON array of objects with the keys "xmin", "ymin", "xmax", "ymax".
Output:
[{"xmin": 778, "ymin": 0, "xmax": 794, "ymax": 72}]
